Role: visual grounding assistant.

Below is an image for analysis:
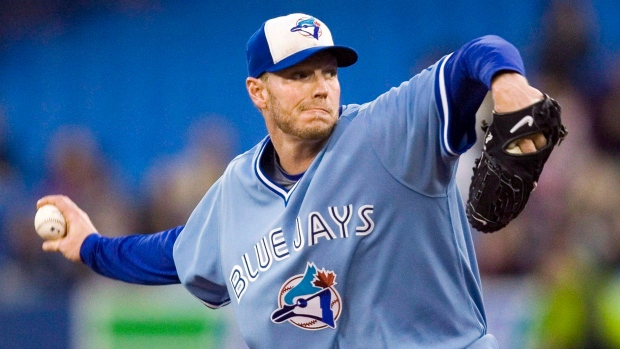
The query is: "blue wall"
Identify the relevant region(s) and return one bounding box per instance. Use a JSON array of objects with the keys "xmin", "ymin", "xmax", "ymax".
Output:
[{"xmin": 1, "ymin": 0, "xmax": 618, "ymax": 196}]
